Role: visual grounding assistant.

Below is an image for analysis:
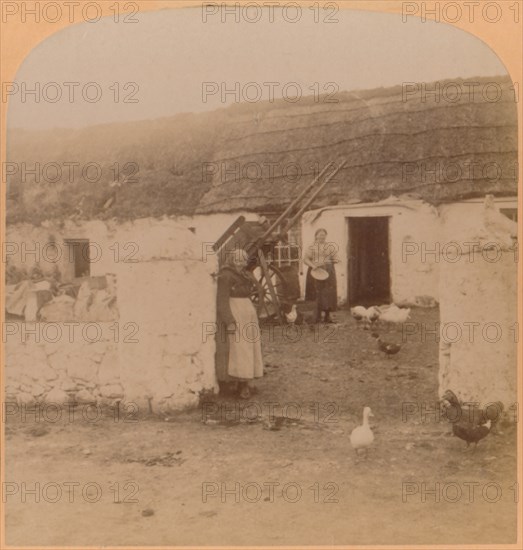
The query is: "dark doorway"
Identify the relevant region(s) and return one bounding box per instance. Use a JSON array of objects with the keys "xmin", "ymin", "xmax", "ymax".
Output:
[
  {"xmin": 63, "ymin": 239, "xmax": 91, "ymax": 281},
  {"xmin": 347, "ymin": 217, "xmax": 391, "ymax": 306}
]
